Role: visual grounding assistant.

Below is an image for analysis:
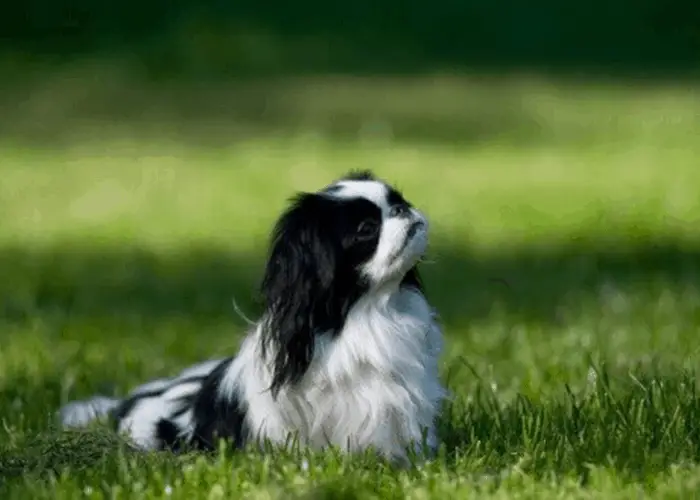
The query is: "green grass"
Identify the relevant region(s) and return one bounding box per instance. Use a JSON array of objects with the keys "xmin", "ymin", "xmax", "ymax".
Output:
[{"xmin": 2, "ymin": 73, "xmax": 700, "ymax": 498}]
